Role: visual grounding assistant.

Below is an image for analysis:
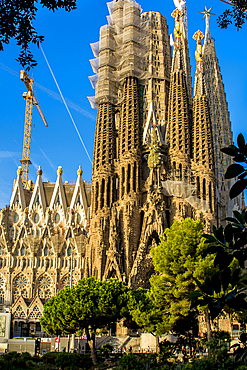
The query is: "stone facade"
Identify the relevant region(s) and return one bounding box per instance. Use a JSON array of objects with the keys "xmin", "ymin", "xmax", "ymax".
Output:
[{"xmin": 0, "ymin": 0, "xmax": 243, "ymax": 337}]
